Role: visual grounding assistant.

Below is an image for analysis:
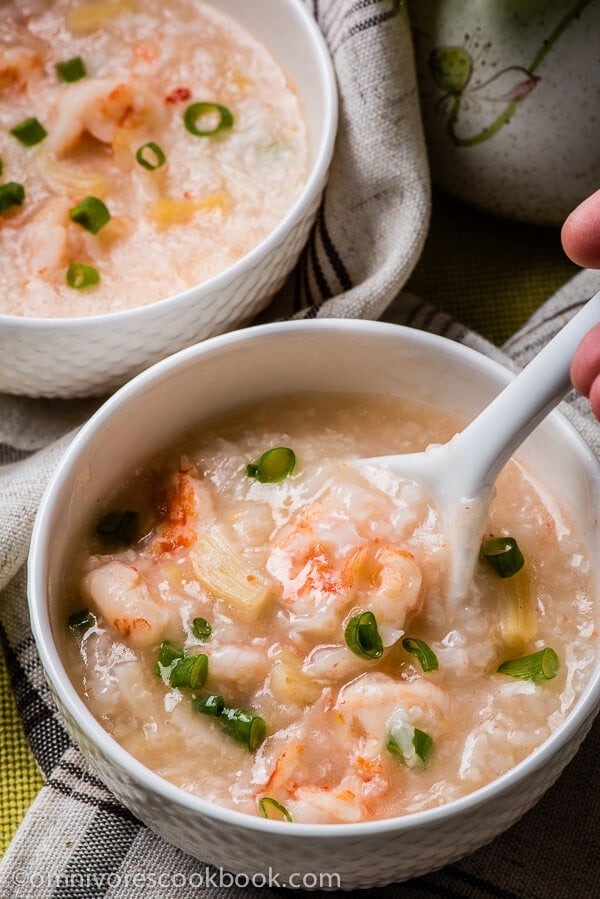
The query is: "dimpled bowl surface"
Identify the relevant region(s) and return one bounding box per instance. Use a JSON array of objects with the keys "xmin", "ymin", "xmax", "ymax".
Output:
[
  {"xmin": 0, "ymin": 0, "xmax": 337, "ymax": 398},
  {"xmin": 28, "ymin": 321, "xmax": 600, "ymax": 888}
]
